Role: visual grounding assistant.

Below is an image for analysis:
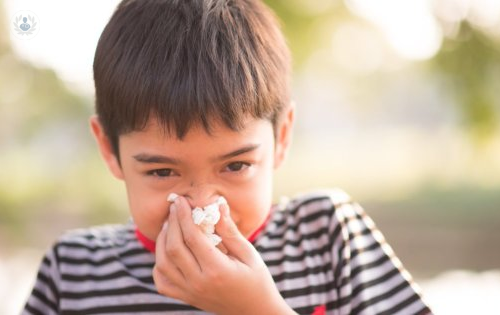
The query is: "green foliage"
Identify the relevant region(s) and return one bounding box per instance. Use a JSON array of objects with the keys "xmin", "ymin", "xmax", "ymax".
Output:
[
  {"xmin": 264, "ymin": 0, "xmax": 500, "ymax": 139},
  {"xmin": 432, "ymin": 21, "xmax": 500, "ymax": 141},
  {"xmin": 263, "ymin": 0, "xmax": 350, "ymax": 69}
]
